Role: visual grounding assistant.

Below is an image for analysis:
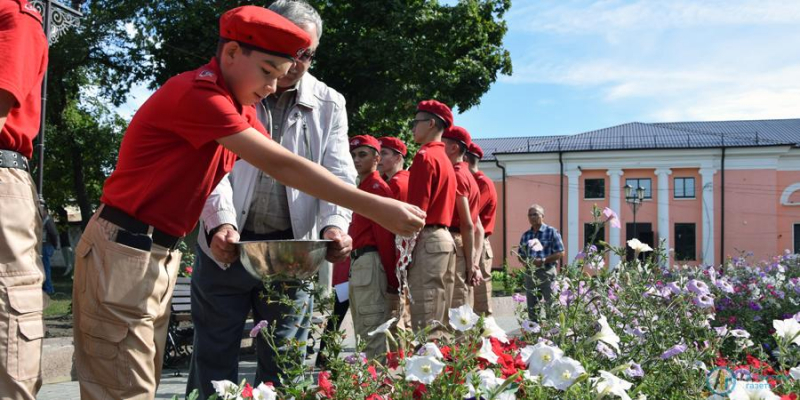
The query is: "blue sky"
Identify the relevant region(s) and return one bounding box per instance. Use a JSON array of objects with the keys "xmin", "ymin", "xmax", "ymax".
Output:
[{"xmin": 118, "ymin": 0, "xmax": 800, "ymax": 139}]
